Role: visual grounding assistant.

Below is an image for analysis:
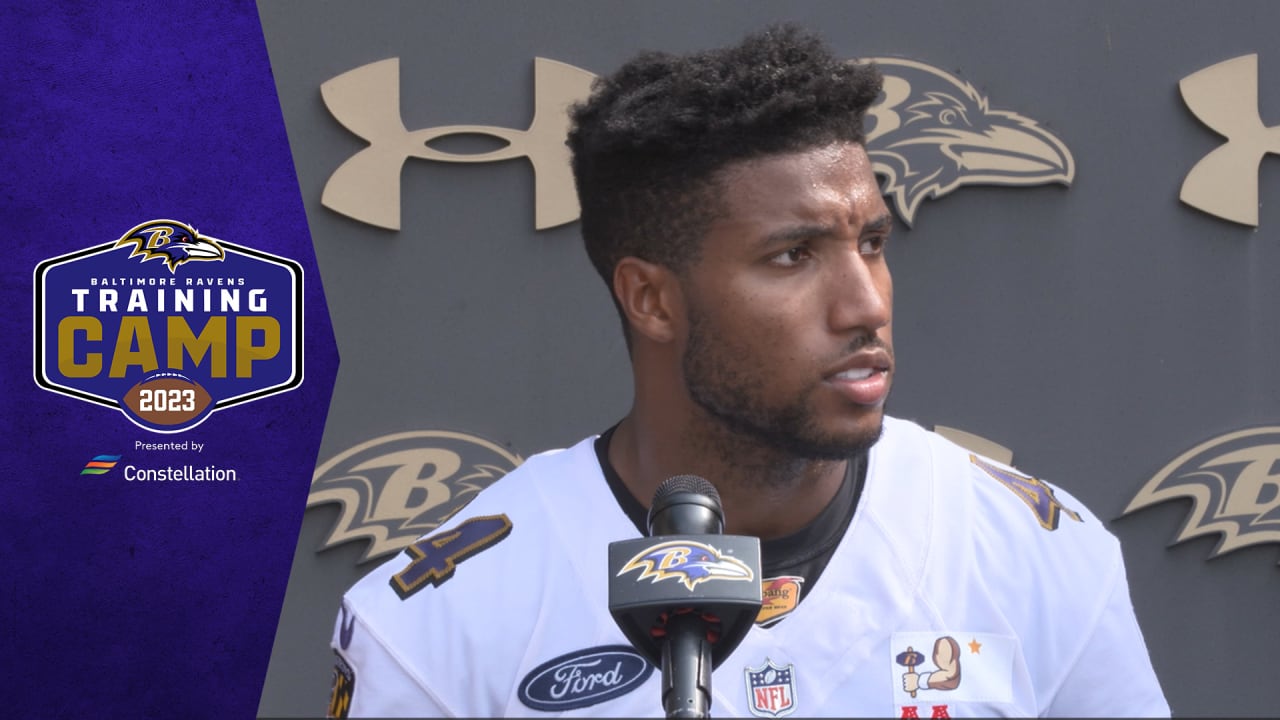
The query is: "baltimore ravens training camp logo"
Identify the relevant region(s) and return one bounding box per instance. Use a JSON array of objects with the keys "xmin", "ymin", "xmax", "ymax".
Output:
[
  {"xmin": 320, "ymin": 56, "xmax": 1073, "ymax": 231},
  {"xmin": 34, "ymin": 220, "xmax": 303, "ymax": 433},
  {"xmin": 308, "ymin": 430, "xmax": 523, "ymax": 563},
  {"xmin": 1122, "ymin": 426, "xmax": 1280, "ymax": 561},
  {"xmin": 617, "ymin": 540, "xmax": 755, "ymax": 591}
]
